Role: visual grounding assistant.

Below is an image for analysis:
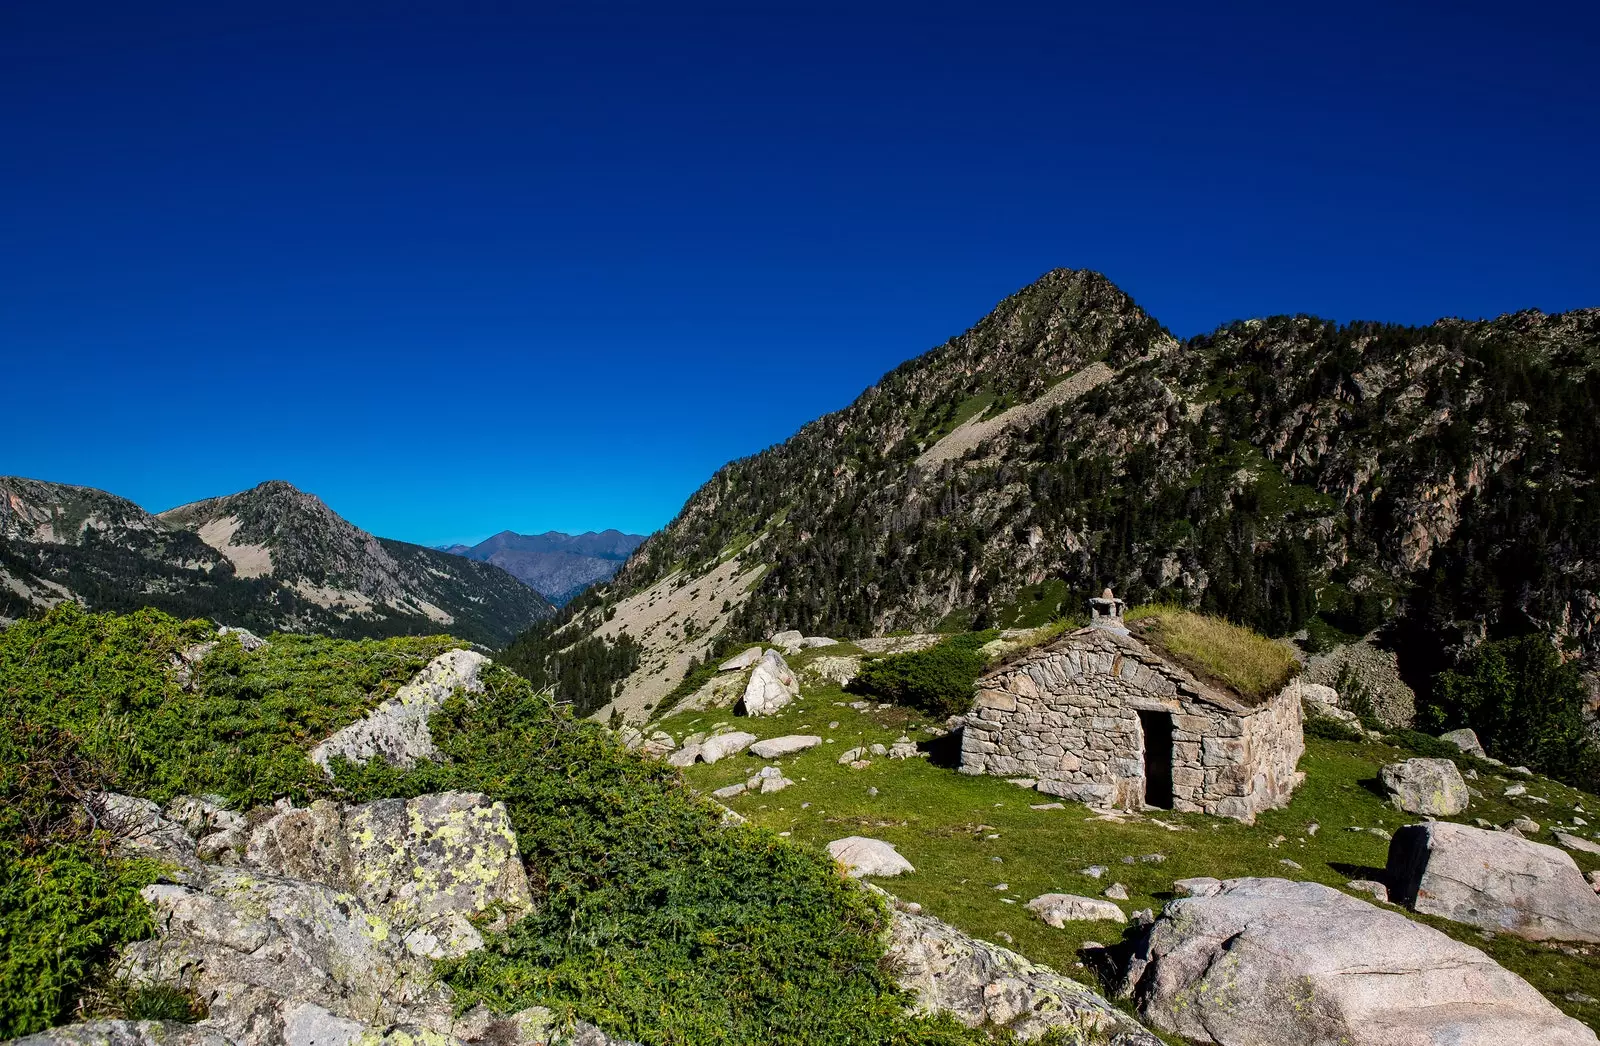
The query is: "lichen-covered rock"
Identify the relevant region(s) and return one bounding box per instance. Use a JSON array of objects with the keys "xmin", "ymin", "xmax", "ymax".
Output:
[
  {"xmin": 245, "ymin": 791, "xmax": 533, "ymax": 960},
  {"xmin": 770, "ymin": 629, "xmax": 804, "ymax": 650},
  {"xmin": 806, "ymin": 655, "xmax": 861, "ymax": 687},
  {"xmin": 120, "ymin": 869, "xmax": 456, "ymax": 1045},
  {"xmin": 826, "ymin": 837, "xmax": 914, "ymax": 877},
  {"xmin": 310, "ymin": 649, "xmax": 489, "ymax": 774},
  {"xmin": 1387, "ymin": 821, "xmax": 1600, "ymax": 942},
  {"xmin": 1378, "ymin": 758, "xmax": 1469, "ymax": 816},
  {"xmin": 1025, "ymin": 893, "xmax": 1126, "ymax": 925},
  {"xmin": 1120, "ymin": 876, "xmax": 1596, "ymax": 1046},
  {"xmin": 6, "ymin": 1022, "xmax": 236, "ymax": 1046},
  {"xmin": 97, "ymin": 793, "xmax": 205, "ymax": 880},
  {"xmin": 739, "ymin": 650, "xmax": 799, "ymax": 716},
  {"xmin": 885, "ymin": 904, "xmax": 1160, "ymax": 1043}
]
